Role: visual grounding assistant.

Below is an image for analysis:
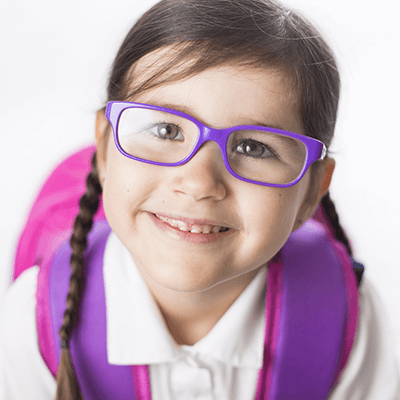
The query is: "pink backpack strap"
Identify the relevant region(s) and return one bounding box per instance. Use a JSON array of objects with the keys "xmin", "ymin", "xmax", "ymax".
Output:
[
  {"xmin": 255, "ymin": 255, "xmax": 283, "ymax": 399},
  {"xmin": 255, "ymin": 220, "xmax": 359, "ymax": 400},
  {"xmin": 132, "ymin": 366, "xmax": 153, "ymax": 400}
]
